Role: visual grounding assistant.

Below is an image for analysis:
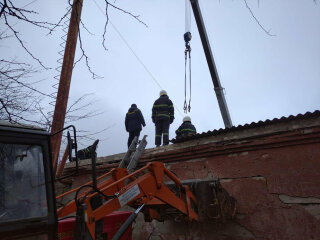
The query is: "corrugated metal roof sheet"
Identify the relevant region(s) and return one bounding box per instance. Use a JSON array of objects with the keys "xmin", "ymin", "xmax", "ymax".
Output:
[{"xmin": 171, "ymin": 110, "xmax": 320, "ymax": 143}]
